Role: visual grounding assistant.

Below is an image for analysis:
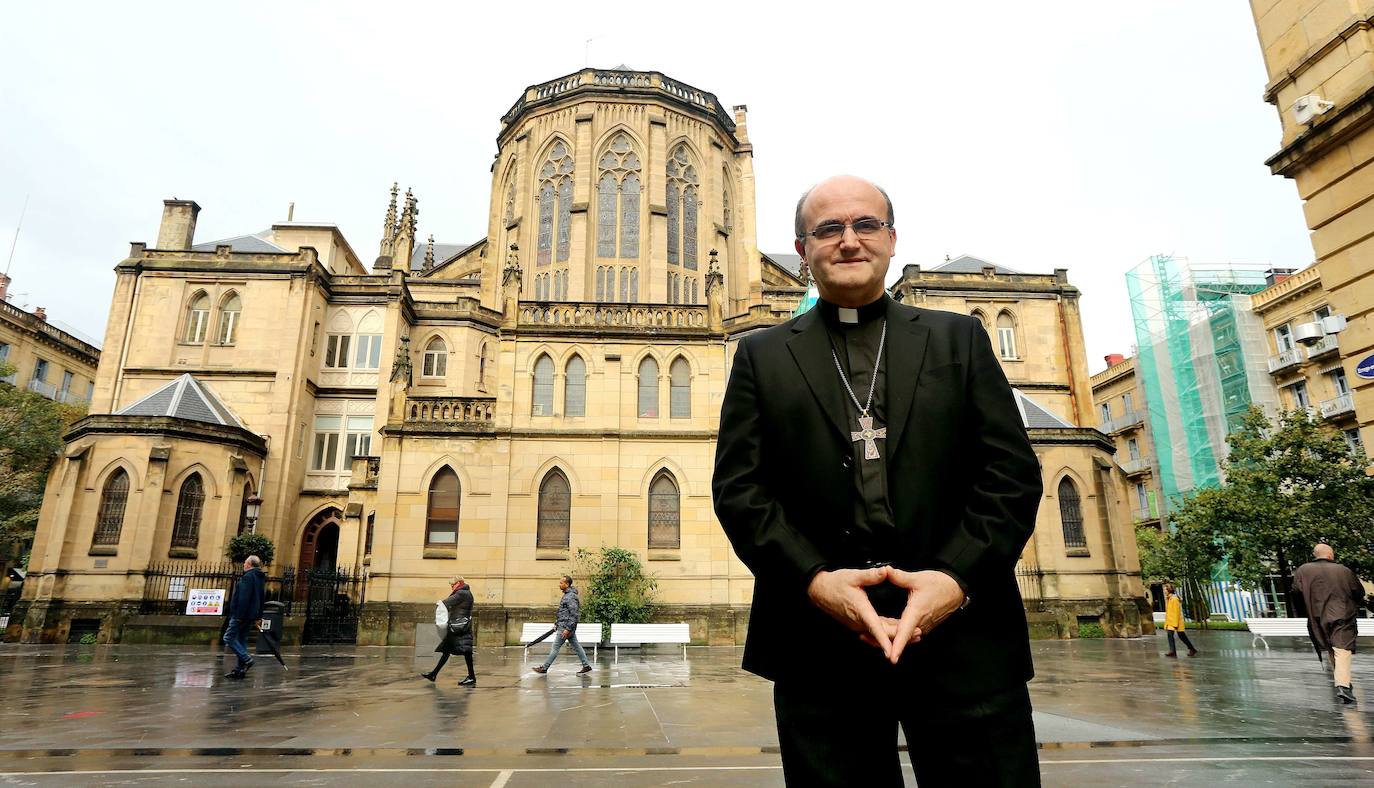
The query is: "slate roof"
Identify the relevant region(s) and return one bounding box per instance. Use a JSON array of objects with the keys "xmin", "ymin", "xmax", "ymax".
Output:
[
  {"xmin": 932, "ymin": 254, "xmax": 1022, "ymax": 275},
  {"xmin": 1013, "ymin": 389, "xmax": 1075, "ymax": 429},
  {"xmin": 763, "ymin": 252, "xmax": 803, "ymax": 278},
  {"xmin": 410, "ymin": 241, "xmax": 479, "ymax": 272},
  {"xmin": 191, "ymin": 229, "xmax": 287, "ymax": 254},
  {"xmin": 116, "ymin": 374, "xmax": 248, "ymax": 429}
]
